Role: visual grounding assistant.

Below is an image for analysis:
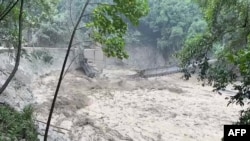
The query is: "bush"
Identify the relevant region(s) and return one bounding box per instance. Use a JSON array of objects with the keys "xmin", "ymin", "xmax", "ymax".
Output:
[
  {"xmin": 30, "ymin": 50, "xmax": 53, "ymax": 64},
  {"xmin": 234, "ymin": 108, "xmax": 250, "ymax": 125},
  {"xmin": 0, "ymin": 105, "xmax": 38, "ymax": 141}
]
